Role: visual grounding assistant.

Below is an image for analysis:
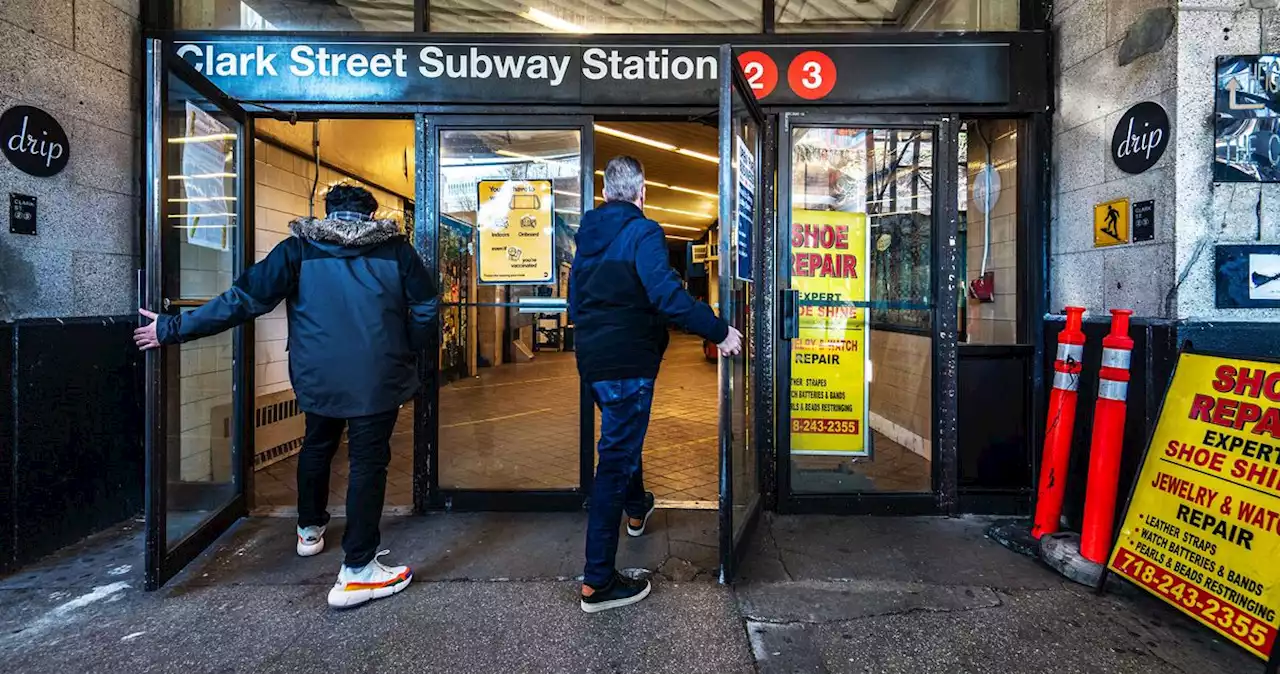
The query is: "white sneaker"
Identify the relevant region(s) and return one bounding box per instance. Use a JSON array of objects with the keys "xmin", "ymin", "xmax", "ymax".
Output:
[
  {"xmin": 326, "ymin": 550, "xmax": 413, "ymax": 609},
  {"xmin": 297, "ymin": 525, "xmax": 326, "ymax": 557}
]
